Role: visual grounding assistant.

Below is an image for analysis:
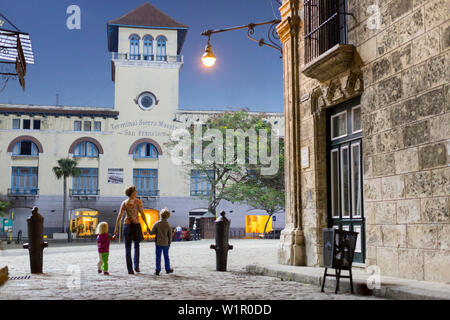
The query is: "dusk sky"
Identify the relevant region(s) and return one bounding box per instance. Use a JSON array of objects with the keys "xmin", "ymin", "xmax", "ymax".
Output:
[{"xmin": 0, "ymin": 0, "xmax": 284, "ymax": 113}]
